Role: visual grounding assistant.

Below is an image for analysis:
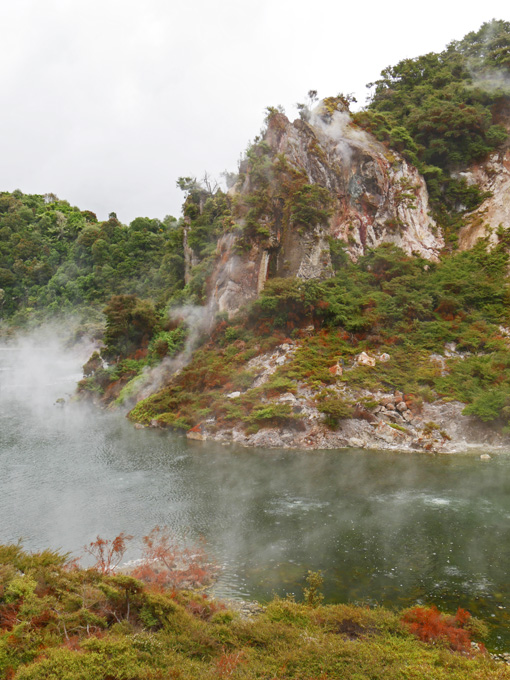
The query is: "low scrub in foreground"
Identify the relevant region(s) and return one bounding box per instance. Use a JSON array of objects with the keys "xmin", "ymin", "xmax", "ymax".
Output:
[{"xmin": 1, "ymin": 543, "xmax": 508, "ymax": 679}]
